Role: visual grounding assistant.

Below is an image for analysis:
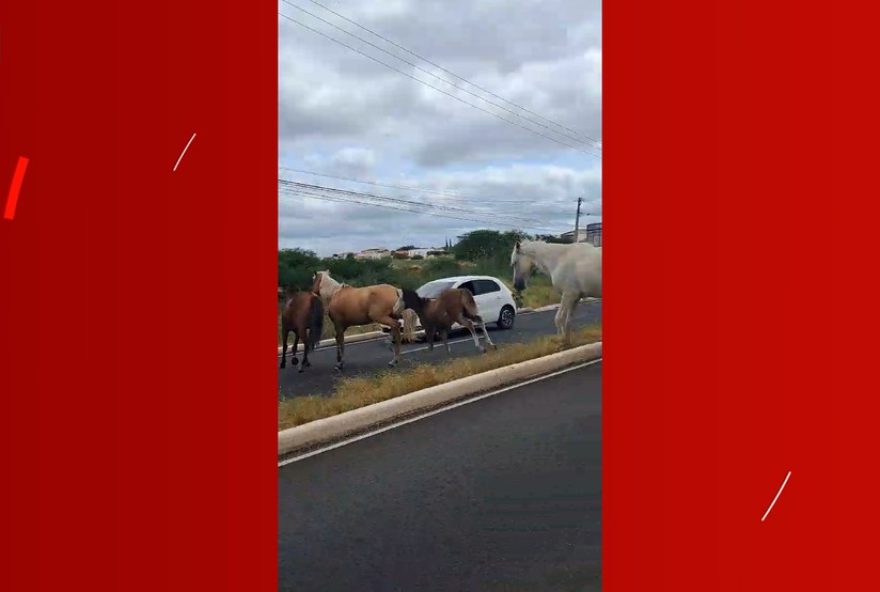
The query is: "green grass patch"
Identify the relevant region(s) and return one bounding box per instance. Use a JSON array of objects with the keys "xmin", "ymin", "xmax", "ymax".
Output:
[{"xmin": 278, "ymin": 324, "xmax": 601, "ymax": 430}]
